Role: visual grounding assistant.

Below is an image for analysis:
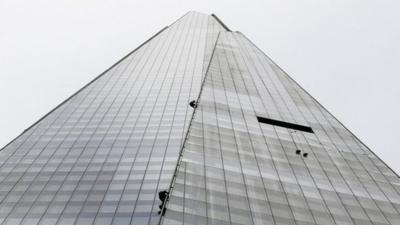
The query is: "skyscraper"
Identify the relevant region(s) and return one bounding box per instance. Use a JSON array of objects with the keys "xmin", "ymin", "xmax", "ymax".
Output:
[{"xmin": 0, "ymin": 11, "xmax": 399, "ymax": 225}]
